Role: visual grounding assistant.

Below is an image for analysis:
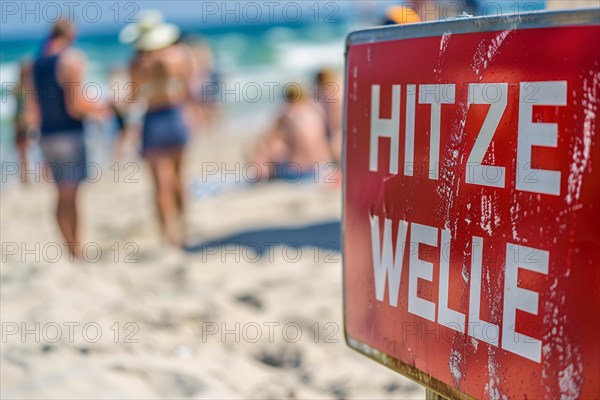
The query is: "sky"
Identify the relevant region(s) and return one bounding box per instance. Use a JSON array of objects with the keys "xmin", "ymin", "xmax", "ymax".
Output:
[{"xmin": 0, "ymin": 1, "xmax": 357, "ymax": 40}]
